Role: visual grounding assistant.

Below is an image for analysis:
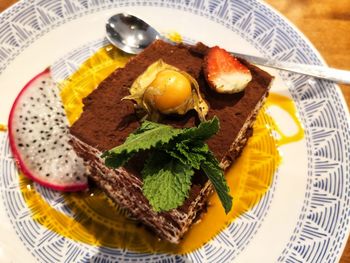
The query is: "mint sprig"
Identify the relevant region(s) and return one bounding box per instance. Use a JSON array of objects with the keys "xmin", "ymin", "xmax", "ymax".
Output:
[{"xmin": 102, "ymin": 117, "xmax": 233, "ymax": 213}]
